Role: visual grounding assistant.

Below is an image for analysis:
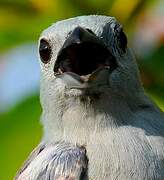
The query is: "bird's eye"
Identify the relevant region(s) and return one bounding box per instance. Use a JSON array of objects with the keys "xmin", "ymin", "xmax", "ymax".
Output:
[
  {"xmin": 39, "ymin": 39, "xmax": 52, "ymax": 63},
  {"xmin": 117, "ymin": 29, "xmax": 127, "ymax": 52},
  {"xmin": 114, "ymin": 24, "xmax": 127, "ymax": 53}
]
